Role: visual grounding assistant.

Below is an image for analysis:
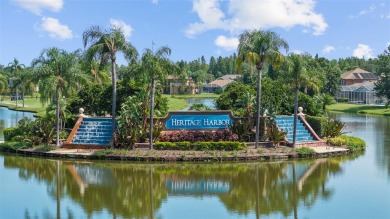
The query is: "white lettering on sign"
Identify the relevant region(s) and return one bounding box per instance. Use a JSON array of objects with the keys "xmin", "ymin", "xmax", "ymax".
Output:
[
  {"xmin": 171, "ymin": 119, "xmax": 201, "ymax": 127},
  {"xmin": 203, "ymin": 119, "xmax": 230, "ymax": 126},
  {"xmin": 171, "ymin": 118, "xmax": 230, "ymax": 127}
]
